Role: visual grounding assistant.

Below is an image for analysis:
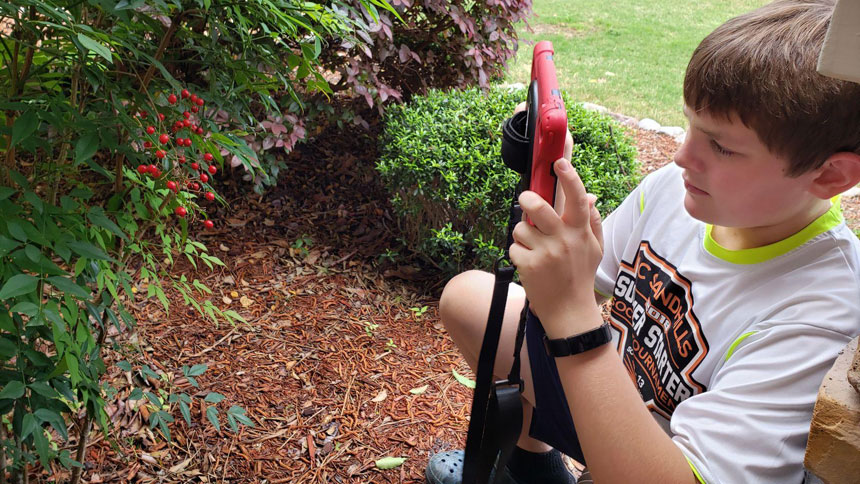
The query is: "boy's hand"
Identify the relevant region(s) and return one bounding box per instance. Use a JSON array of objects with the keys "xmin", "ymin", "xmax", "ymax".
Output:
[{"xmin": 509, "ymin": 158, "xmax": 604, "ymax": 335}]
